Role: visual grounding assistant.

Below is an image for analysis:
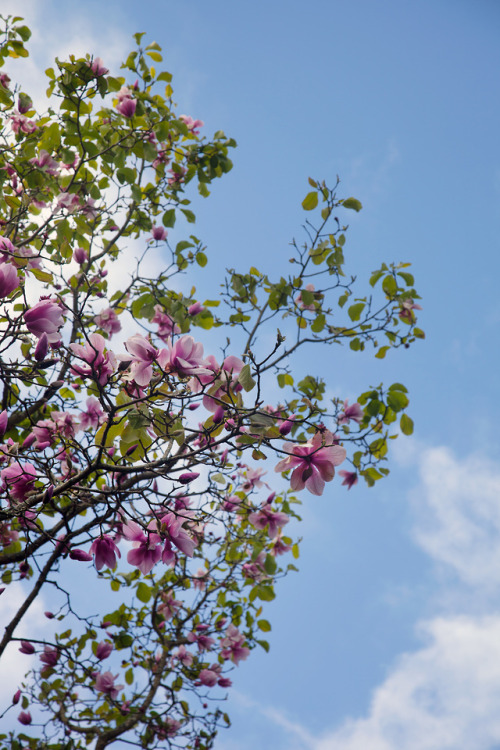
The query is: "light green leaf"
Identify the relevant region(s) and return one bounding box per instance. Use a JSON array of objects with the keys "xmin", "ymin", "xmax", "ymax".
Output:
[{"xmin": 302, "ymin": 191, "xmax": 318, "ymax": 211}]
